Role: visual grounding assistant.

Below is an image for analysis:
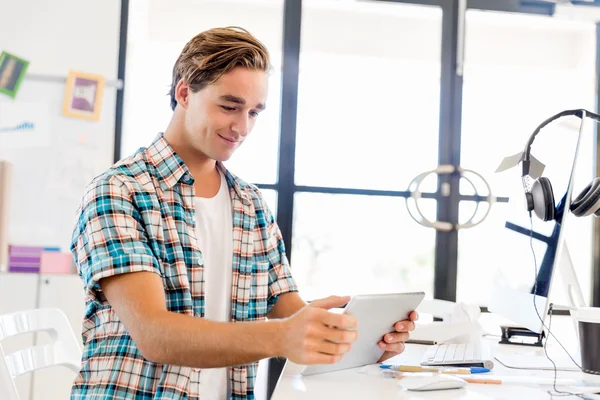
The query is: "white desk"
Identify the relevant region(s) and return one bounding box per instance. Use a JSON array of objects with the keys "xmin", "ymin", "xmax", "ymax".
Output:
[{"xmin": 272, "ymin": 314, "xmax": 600, "ymax": 399}]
